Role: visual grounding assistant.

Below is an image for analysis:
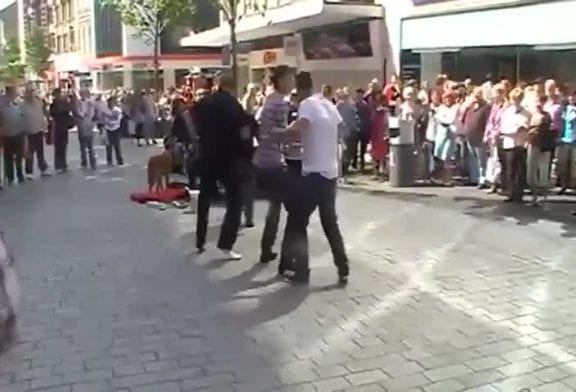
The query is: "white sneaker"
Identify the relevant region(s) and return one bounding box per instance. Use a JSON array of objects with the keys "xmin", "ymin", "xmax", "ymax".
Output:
[{"xmin": 214, "ymin": 248, "xmax": 242, "ymax": 261}]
